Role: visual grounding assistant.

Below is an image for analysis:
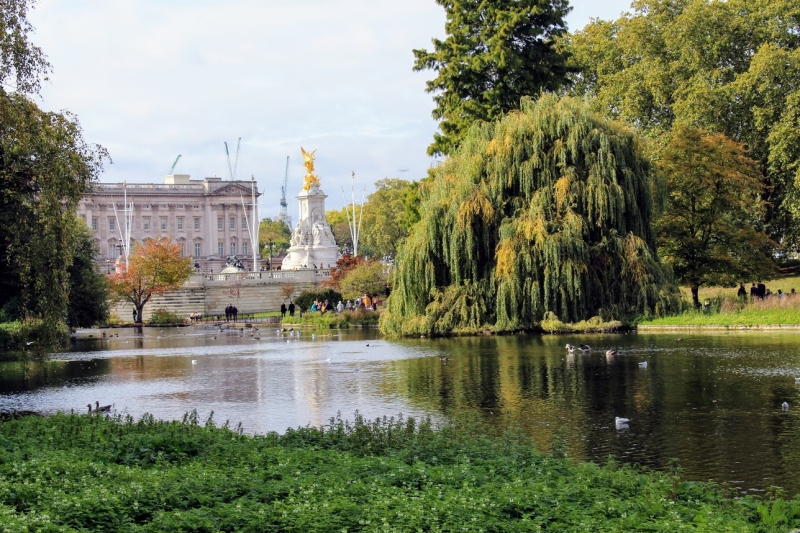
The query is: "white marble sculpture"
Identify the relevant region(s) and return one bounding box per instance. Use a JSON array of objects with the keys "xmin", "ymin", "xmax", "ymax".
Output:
[{"xmin": 281, "ymin": 149, "xmax": 338, "ymax": 270}]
